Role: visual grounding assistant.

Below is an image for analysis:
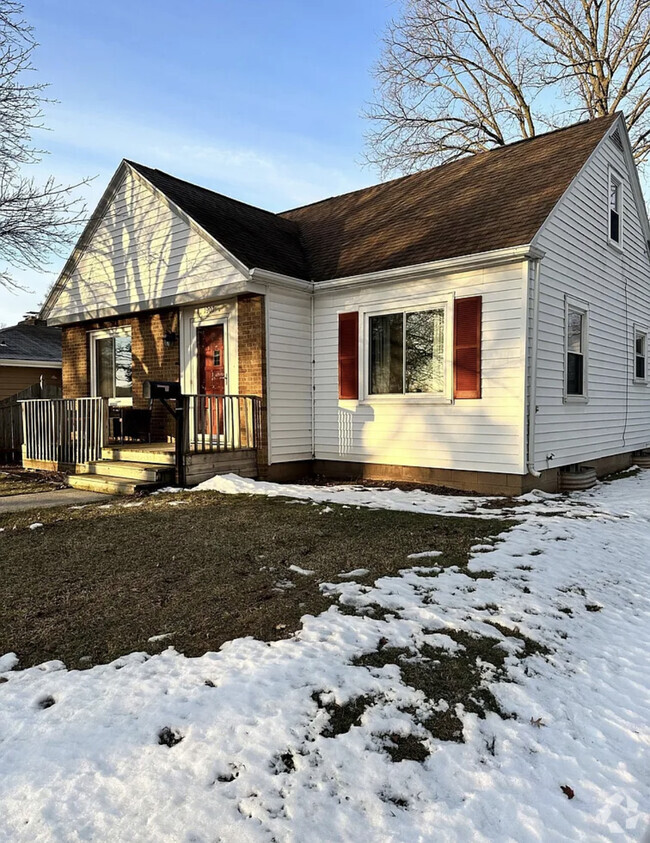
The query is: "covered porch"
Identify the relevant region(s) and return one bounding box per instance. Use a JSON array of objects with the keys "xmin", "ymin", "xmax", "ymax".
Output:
[{"xmin": 20, "ymin": 392, "xmax": 262, "ymax": 494}]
